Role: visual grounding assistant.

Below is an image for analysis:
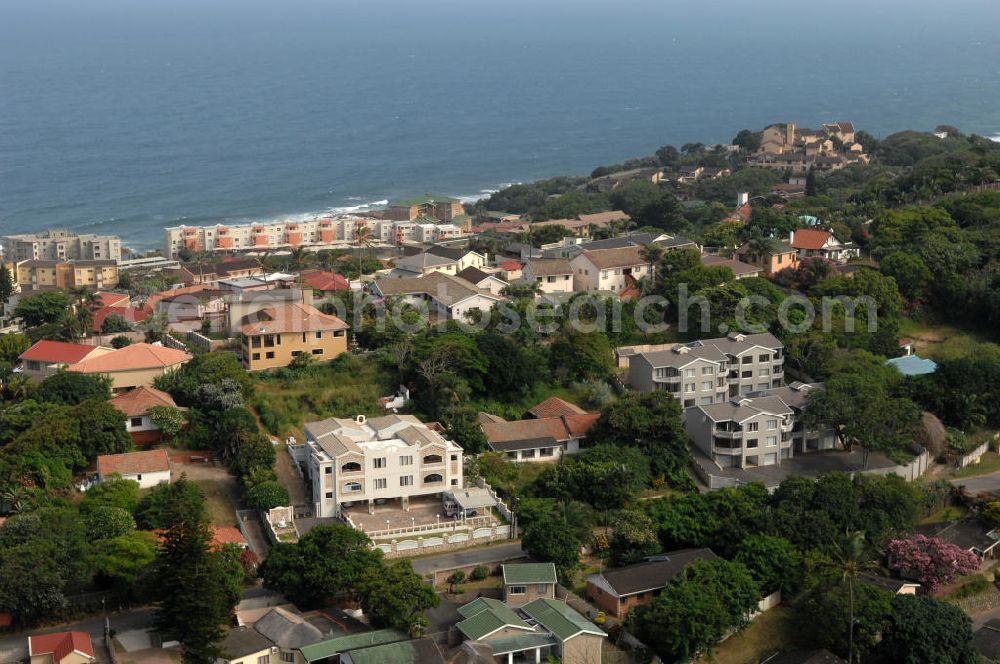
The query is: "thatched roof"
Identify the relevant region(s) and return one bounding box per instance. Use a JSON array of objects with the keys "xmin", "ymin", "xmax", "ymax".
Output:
[{"xmin": 916, "ymin": 411, "xmax": 947, "ymax": 459}]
